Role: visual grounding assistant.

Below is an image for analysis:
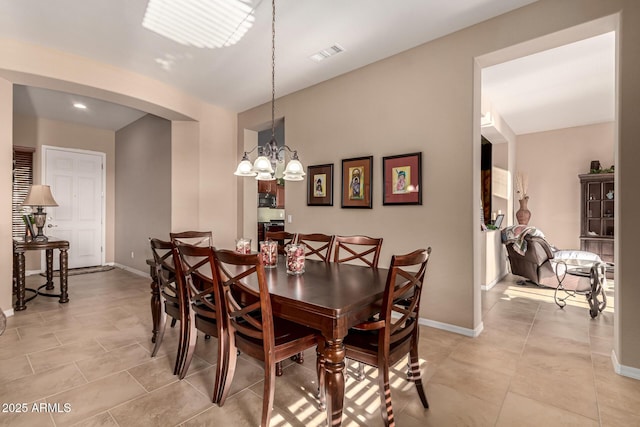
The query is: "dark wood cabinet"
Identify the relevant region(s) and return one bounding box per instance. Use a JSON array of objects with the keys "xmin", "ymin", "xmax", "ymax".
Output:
[
  {"xmin": 579, "ymin": 173, "xmax": 614, "ymax": 263},
  {"xmin": 258, "ymin": 180, "xmax": 277, "ymax": 194}
]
